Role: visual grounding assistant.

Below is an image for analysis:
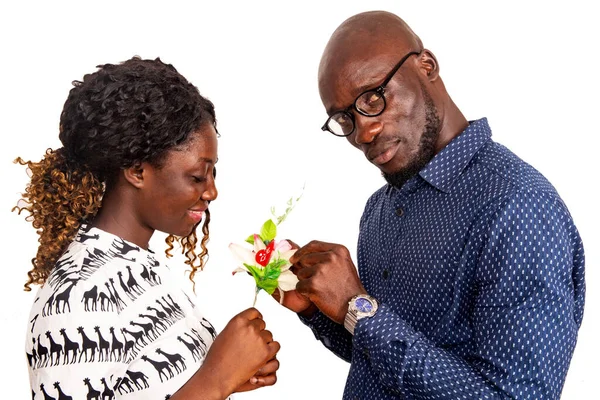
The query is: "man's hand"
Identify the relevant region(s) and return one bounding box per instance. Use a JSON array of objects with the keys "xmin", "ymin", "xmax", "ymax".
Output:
[
  {"xmin": 272, "ymin": 239, "xmax": 318, "ymax": 317},
  {"xmin": 290, "ymin": 240, "xmax": 366, "ymax": 324},
  {"xmin": 272, "ymin": 287, "xmax": 318, "ymax": 317}
]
